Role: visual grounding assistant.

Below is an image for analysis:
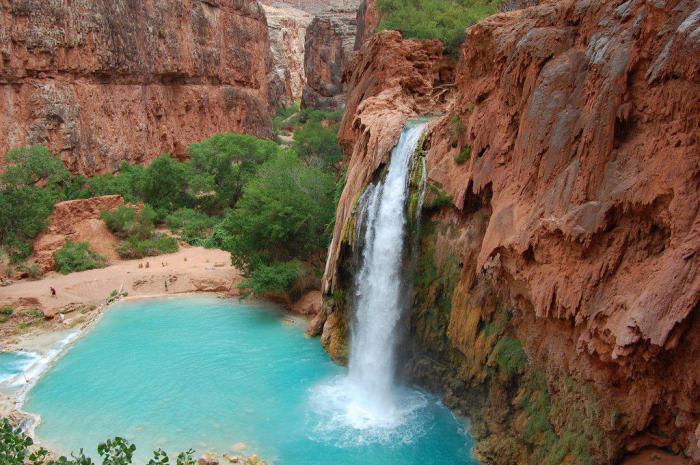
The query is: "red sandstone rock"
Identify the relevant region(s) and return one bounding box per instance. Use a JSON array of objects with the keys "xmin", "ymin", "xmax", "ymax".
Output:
[
  {"xmin": 301, "ymin": 5, "xmax": 360, "ymax": 110},
  {"xmin": 262, "ymin": 3, "xmax": 312, "ymax": 108},
  {"xmin": 33, "ymin": 195, "xmax": 125, "ymax": 271},
  {"xmin": 325, "ymin": 0, "xmax": 700, "ymax": 461},
  {"xmin": 354, "ymin": 0, "xmax": 380, "ymax": 50},
  {"xmin": 0, "ymin": 0, "xmax": 273, "ymax": 174}
]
